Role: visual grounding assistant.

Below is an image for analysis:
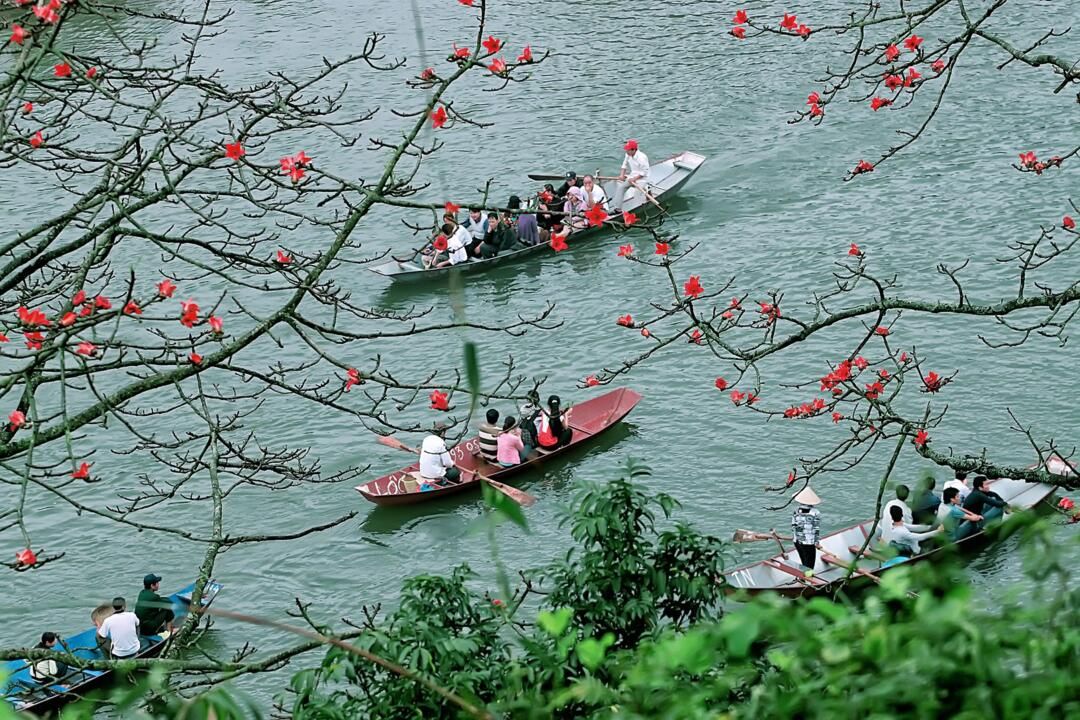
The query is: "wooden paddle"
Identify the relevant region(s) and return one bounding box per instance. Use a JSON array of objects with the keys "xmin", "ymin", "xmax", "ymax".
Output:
[
  {"xmin": 732, "ymin": 529, "xmax": 793, "ymax": 543},
  {"xmin": 820, "ymin": 550, "xmax": 885, "ymax": 585},
  {"xmin": 376, "ymin": 435, "xmax": 537, "ymax": 507}
]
